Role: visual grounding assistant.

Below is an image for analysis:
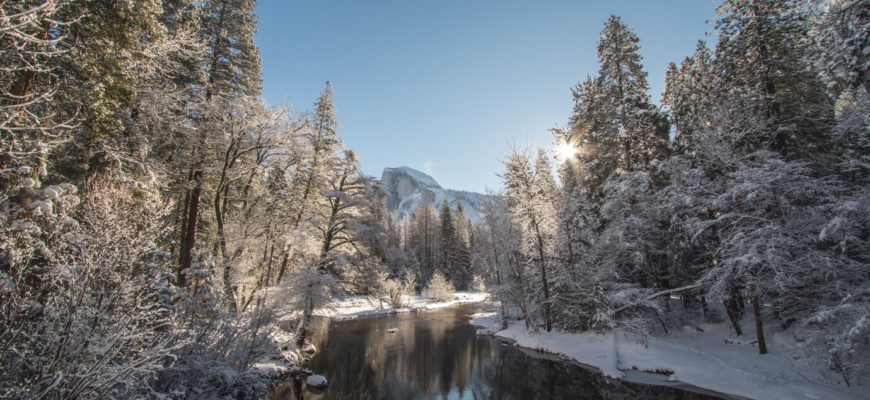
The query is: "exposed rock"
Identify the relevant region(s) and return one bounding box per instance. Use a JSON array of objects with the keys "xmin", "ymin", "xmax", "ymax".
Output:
[
  {"xmin": 306, "ymin": 375, "xmax": 328, "ymax": 388},
  {"xmin": 379, "ymin": 166, "xmax": 491, "ymax": 222}
]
